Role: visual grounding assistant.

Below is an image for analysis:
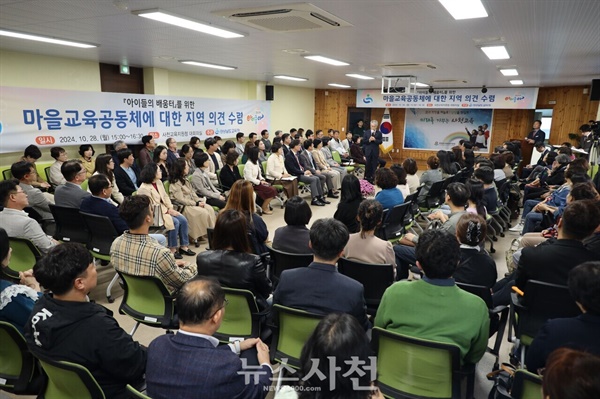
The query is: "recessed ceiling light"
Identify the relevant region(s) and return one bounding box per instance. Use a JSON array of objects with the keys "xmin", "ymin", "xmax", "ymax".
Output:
[
  {"xmin": 133, "ymin": 9, "xmax": 244, "ymax": 38},
  {"xmin": 480, "ymin": 45, "xmax": 510, "ymax": 60},
  {"xmin": 510, "ymin": 80, "xmax": 524, "ymax": 85},
  {"xmin": 274, "ymin": 75, "xmax": 308, "ymax": 82},
  {"xmin": 438, "ymin": 0, "xmax": 488, "ymax": 20},
  {"xmin": 328, "ymin": 83, "xmax": 351, "ymax": 88},
  {"xmin": 499, "ymin": 68, "xmax": 519, "ymax": 76},
  {"xmin": 180, "ymin": 60, "xmax": 237, "ymax": 70},
  {"xmin": 303, "ymin": 55, "xmax": 349, "ymax": 66},
  {"xmin": 345, "ymin": 74, "xmax": 374, "ymax": 80},
  {"xmin": 411, "ymin": 82, "xmax": 430, "ymax": 87},
  {"xmin": 0, "ymin": 29, "xmax": 97, "ymax": 48}
]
